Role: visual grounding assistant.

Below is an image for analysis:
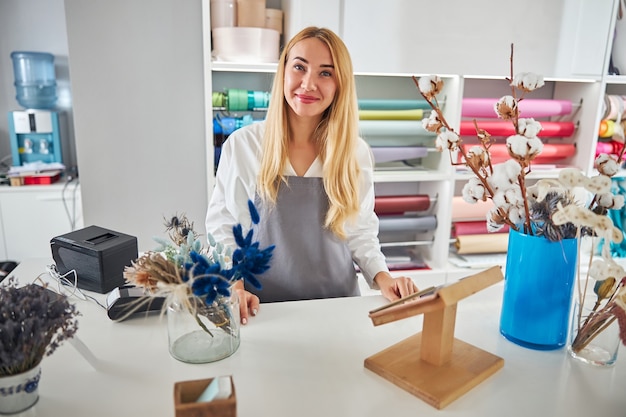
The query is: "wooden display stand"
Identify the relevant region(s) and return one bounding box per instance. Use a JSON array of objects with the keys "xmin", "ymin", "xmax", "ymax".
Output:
[{"xmin": 364, "ymin": 266, "xmax": 504, "ymax": 409}]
